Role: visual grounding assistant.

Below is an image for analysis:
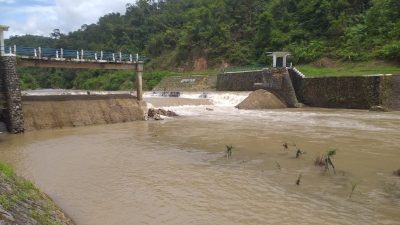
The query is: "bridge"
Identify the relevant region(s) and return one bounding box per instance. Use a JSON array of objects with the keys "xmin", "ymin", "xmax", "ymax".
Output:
[{"xmin": 0, "ymin": 25, "xmax": 146, "ymax": 133}]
